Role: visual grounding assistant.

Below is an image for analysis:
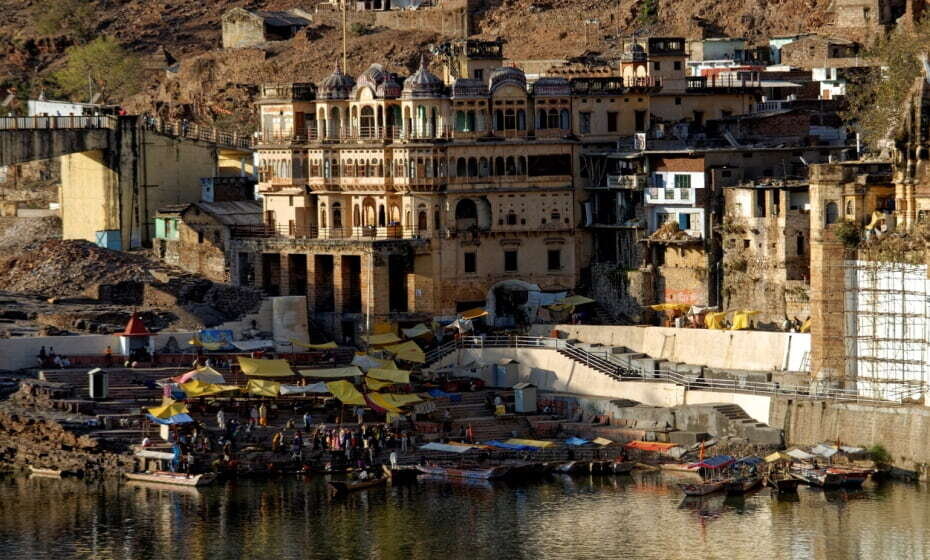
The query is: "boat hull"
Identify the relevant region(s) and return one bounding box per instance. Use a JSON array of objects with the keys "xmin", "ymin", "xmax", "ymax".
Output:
[
  {"xmin": 328, "ymin": 477, "xmax": 387, "ymax": 494},
  {"xmin": 679, "ymin": 481, "xmax": 726, "ymax": 496},
  {"xmin": 125, "ymin": 471, "xmax": 217, "ymax": 487},
  {"xmin": 725, "ymin": 477, "xmax": 762, "ymax": 495},
  {"xmin": 416, "ymin": 464, "xmax": 510, "ymax": 480}
]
